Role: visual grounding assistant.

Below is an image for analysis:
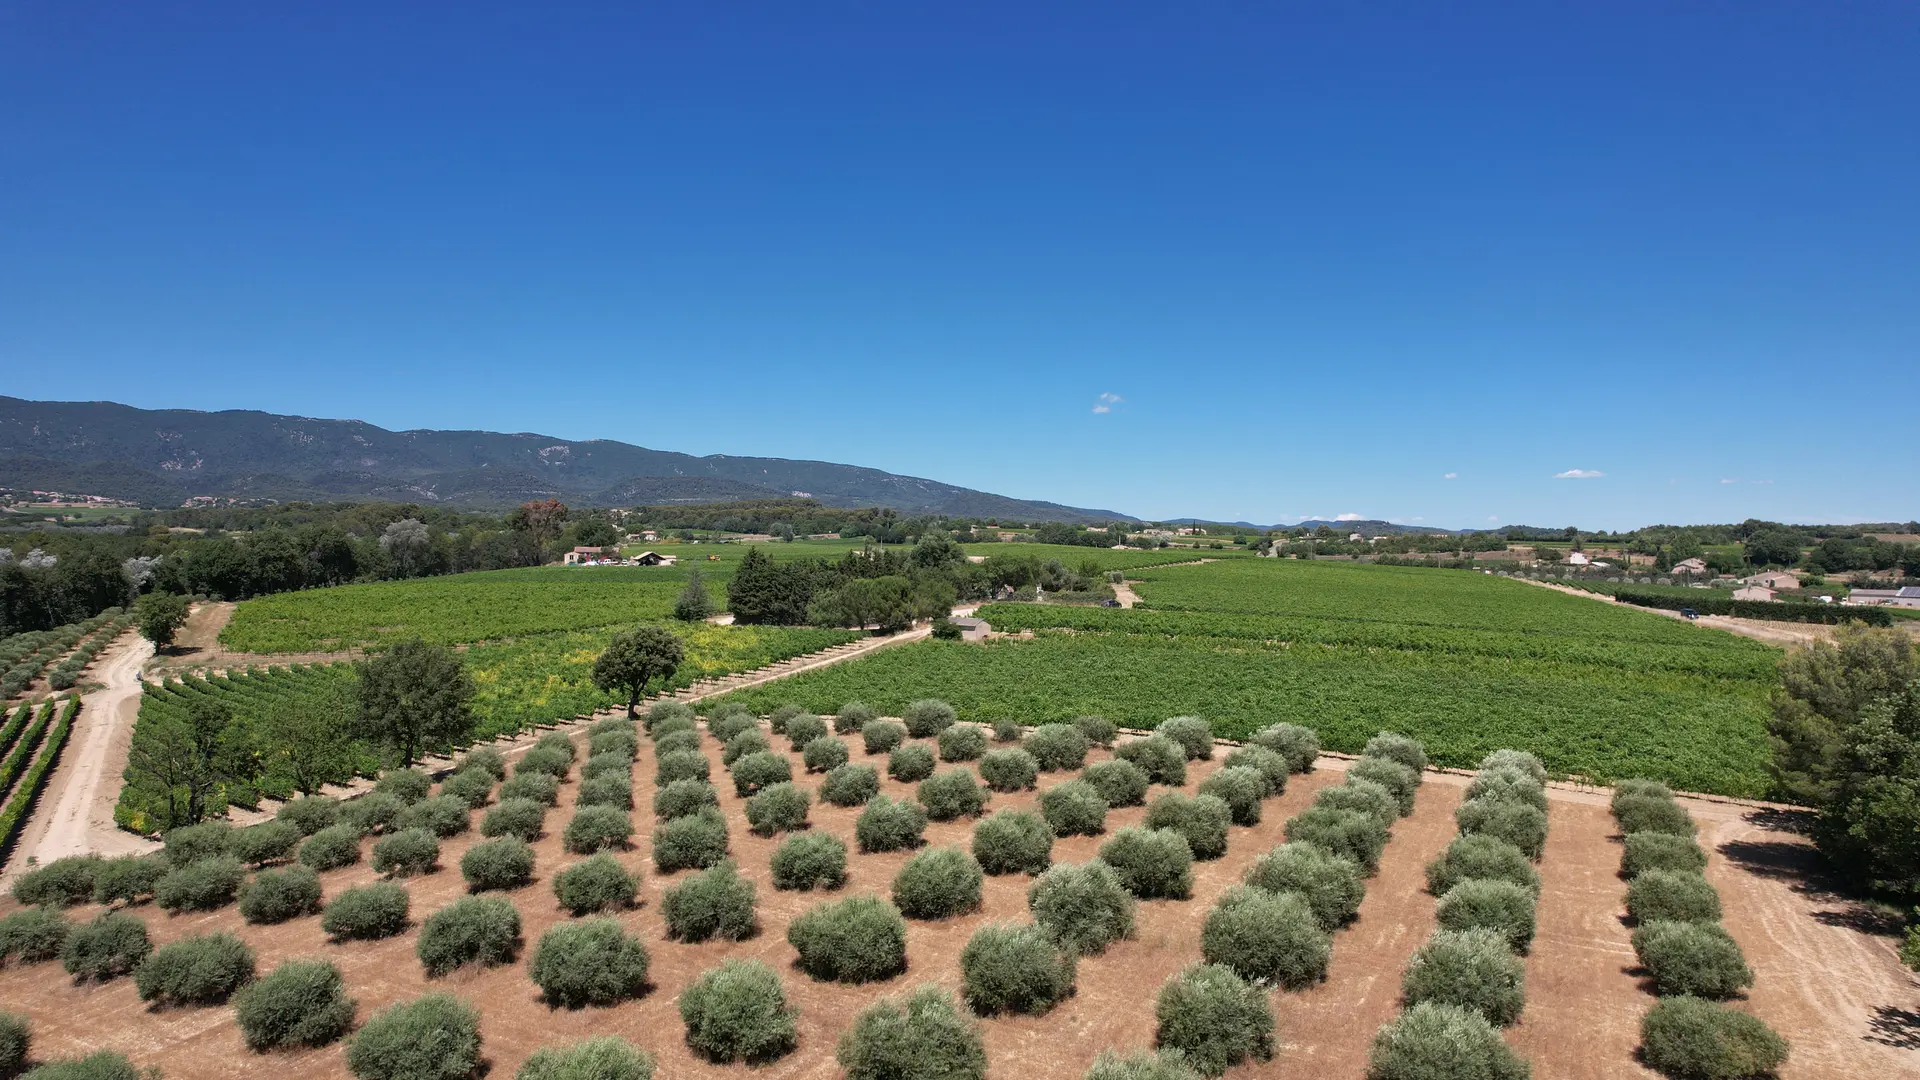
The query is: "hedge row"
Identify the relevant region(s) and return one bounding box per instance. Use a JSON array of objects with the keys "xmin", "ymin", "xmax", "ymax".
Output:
[{"xmin": 1613, "ymin": 589, "xmax": 1893, "ymax": 626}]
